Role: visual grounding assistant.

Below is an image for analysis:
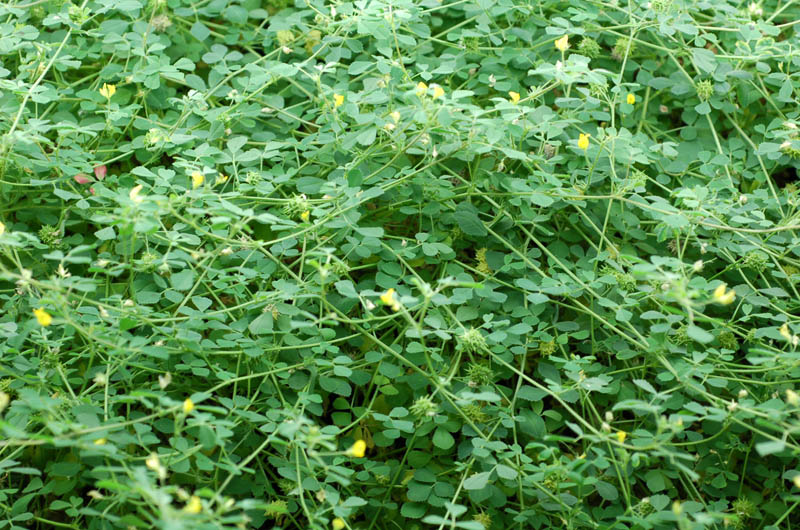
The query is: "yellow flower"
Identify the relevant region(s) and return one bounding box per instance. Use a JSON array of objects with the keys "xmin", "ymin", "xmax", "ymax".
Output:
[
  {"xmin": 627, "ymin": 93, "xmax": 635, "ymax": 105},
  {"xmin": 184, "ymin": 495, "xmax": 202, "ymax": 514},
  {"xmin": 555, "ymin": 35, "xmax": 569, "ymax": 52},
  {"xmin": 509, "ymin": 91, "xmax": 520, "ymax": 104},
  {"xmin": 349, "ymin": 439, "xmax": 367, "ymax": 458},
  {"xmin": 300, "ymin": 210, "xmax": 310, "ymax": 222},
  {"xmin": 416, "ymin": 81, "xmax": 428, "ymax": 96},
  {"xmin": 183, "ymin": 398, "xmax": 194, "ymax": 414},
  {"xmin": 129, "ymin": 184, "xmax": 144, "ymax": 203},
  {"xmin": 215, "ymin": 173, "xmax": 228, "ymax": 185},
  {"xmin": 145, "ymin": 453, "xmax": 160, "ymax": 471},
  {"xmin": 713, "ymin": 283, "xmax": 736, "ymax": 305},
  {"xmin": 616, "ymin": 431, "xmax": 627, "ymax": 443},
  {"xmin": 794, "ymin": 475, "xmax": 800, "ymax": 489},
  {"xmin": 787, "ymin": 389, "xmax": 800, "ymax": 406},
  {"xmin": 99, "ymin": 83, "xmax": 116, "ymax": 99},
  {"xmin": 0, "ymin": 391, "xmax": 9, "ymax": 413},
  {"xmin": 333, "ymin": 93, "xmax": 344, "ymax": 108},
  {"xmin": 191, "ymin": 171, "xmax": 204, "ymax": 189},
  {"xmin": 0, "ymin": 221, "xmax": 5, "ymax": 235},
  {"xmin": 332, "ymin": 518, "xmax": 346, "ymax": 530},
  {"xmin": 432, "ymin": 85, "xmax": 445, "ymax": 99},
  {"xmin": 33, "ymin": 307, "xmax": 52, "ymax": 327},
  {"xmin": 94, "ymin": 438, "xmax": 107, "ymax": 445},
  {"xmin": 390, "ymin": 111, "xmax": 401, "ymax": 123},
  {"xmin": 781, "ymin": 323, "xmax": 792, "ymax": 341},
  {"xmin": 577, "ymin": 133, "xmax": 590, "ymax": 150},
  {"xmin": 380, "ymin": 288, "xmax": 400, "ymax": 311}
]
